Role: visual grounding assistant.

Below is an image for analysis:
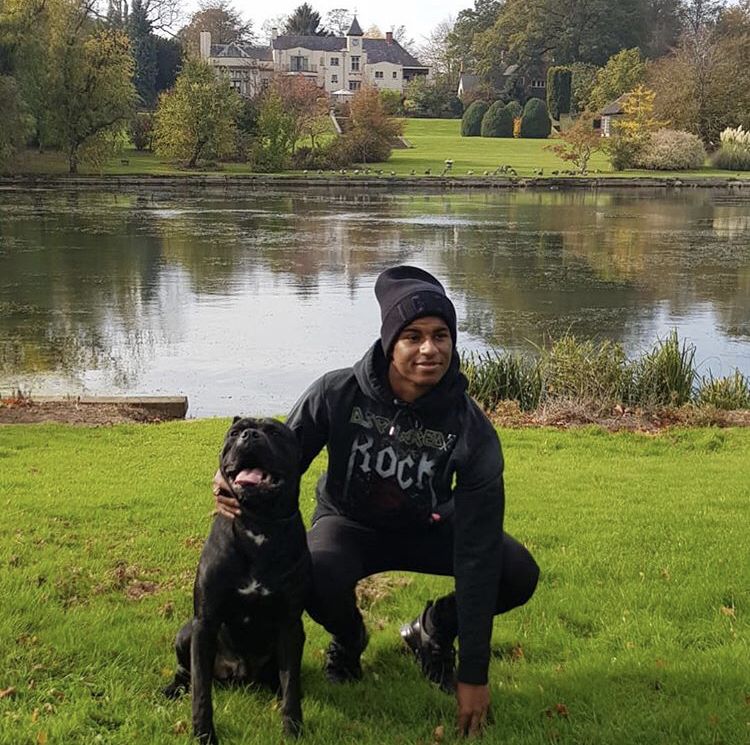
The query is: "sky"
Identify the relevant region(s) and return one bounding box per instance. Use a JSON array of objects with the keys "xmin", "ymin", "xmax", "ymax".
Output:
[{"xmin": 180, "ymin": 0, "xmax": 471, "ymax": 44}]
